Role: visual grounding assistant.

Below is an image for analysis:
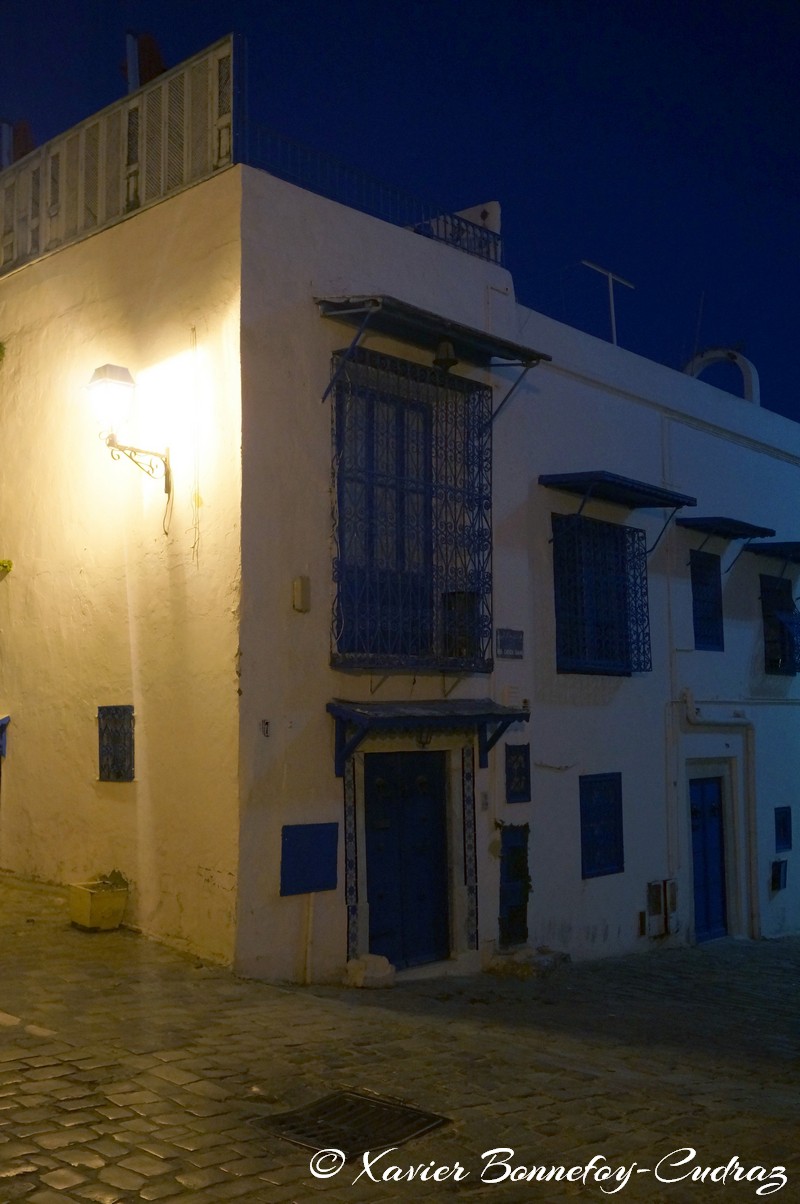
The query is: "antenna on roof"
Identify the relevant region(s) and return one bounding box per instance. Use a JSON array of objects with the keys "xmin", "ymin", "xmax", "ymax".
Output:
[{"xmin": 581, "ymin": 260, "xmax": 635, "ymax": 346}]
